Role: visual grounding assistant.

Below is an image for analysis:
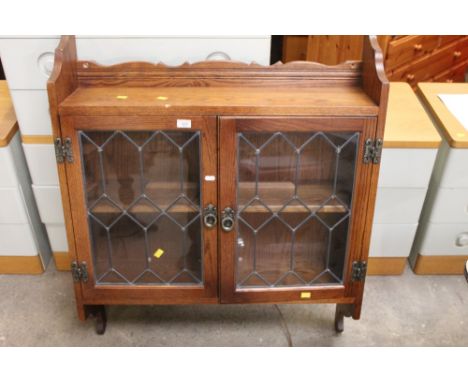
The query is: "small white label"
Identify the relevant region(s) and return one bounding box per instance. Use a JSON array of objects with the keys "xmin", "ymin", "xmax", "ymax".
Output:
[
  {"xmin": 205, "ymin": 175, "xmax": 216, "ymax": 182},
  {"xmin": 177, "ymin": 119, "xmax": 191, "ymax": 129}
]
